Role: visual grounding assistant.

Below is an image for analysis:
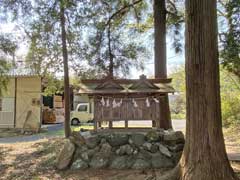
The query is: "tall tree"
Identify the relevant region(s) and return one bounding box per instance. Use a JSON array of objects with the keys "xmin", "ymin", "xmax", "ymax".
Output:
[
  {"xmin": 154, "ymin": 0, "xmax": 167, "ymax": 79},
  {"xmin": 0, "ymin": 0, "xmax": 74, "ymax": 137},
  {"xmin": 154, "ymin": 0, "xmax": 170, "ymax": 129},
  {"xmin": 83, "ymin": 0, "xmax": 148, "ymax": 78},
  {"xmin": 160, "ymin": 0, "xmax": 239, "ymax": 179},
  {"xmin": 126, "ymin": 0, "xmax": 184, "ymax": 129},
  {"xmin": 83, "ymin": 0, "xmax": 184, "ymax": 79},
  {"xmin": 23, "ymin": 0, "xmax": 95, "ymax": 78},
  {"xmin": 60, "ymin": 0, "xmax": 71, "ymax": 137}
]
